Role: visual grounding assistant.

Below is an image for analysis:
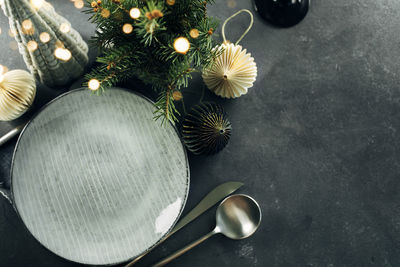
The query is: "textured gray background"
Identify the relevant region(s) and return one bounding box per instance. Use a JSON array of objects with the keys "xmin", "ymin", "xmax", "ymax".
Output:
[{"xmin": 1, "ymin": 0, "xmax": 400, "ymax": 266}]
